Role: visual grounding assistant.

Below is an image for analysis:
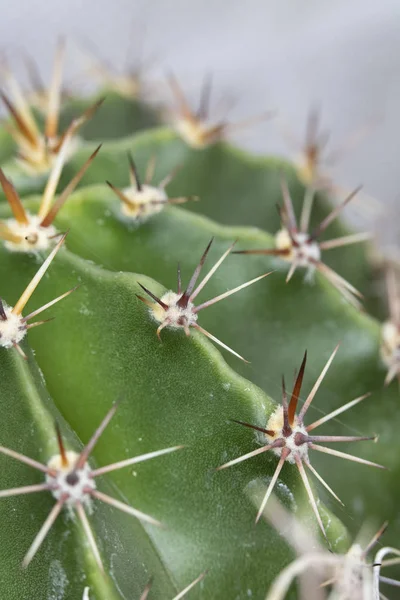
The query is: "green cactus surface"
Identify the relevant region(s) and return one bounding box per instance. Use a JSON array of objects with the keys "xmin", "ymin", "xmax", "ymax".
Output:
[{"xmin": 0, "ymin": 82, "xmax": 398, "ymax": 600}]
